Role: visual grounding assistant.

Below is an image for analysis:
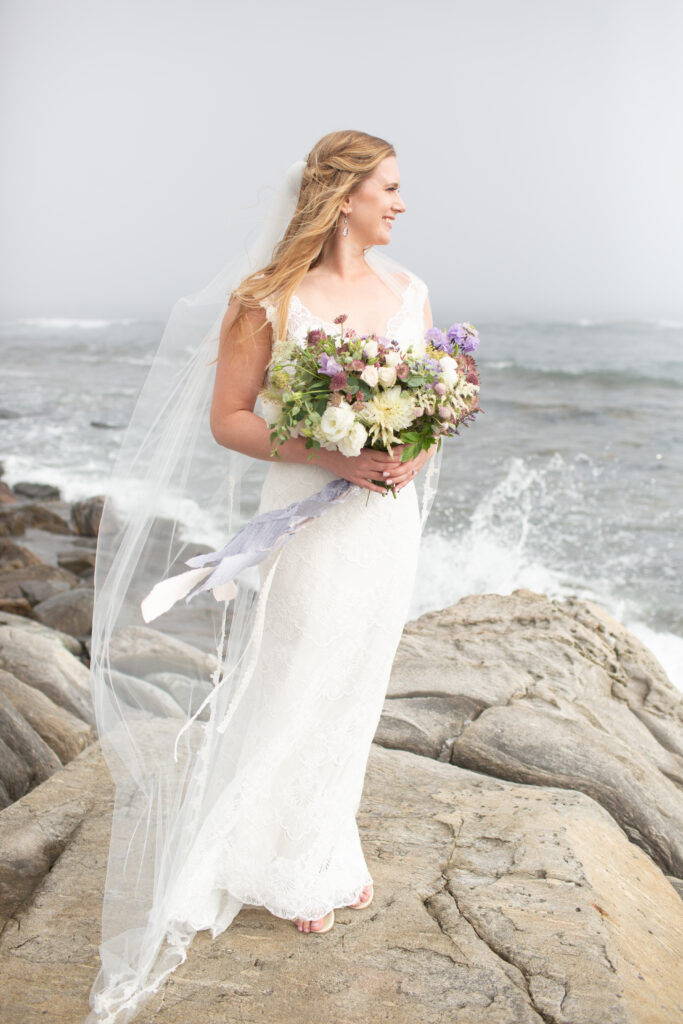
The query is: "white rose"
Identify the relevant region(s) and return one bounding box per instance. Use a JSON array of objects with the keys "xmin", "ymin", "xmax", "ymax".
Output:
[
  {"xmin": 439, "ymin": 355, "xmax": 458, "ymax": 387},
  {"xmin": 337, "ymin": 420, "xmax": 368, "ymax": 457},
  {"xmin": 407, "ymin": 337, "xmax": 426, "ymax": 359},
  {"xmin": 378, "ymin": 365, "xmax": 397, "ymax": 388},
  {"xmin": 384, "ymin": 349, "xmax": 400, "ymax": 367},
  {"xmin": 360, "ymin": 364, "xmax": 379, "ymax": 387},
  {"xmin": 319, "ymin": 401, "xmax": 355, "ymax": 442},
  {"xmin": 363, "ymin": 339, "xmax": 378, "ymax": 358}
]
